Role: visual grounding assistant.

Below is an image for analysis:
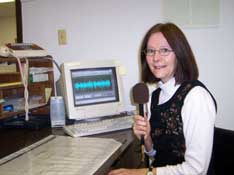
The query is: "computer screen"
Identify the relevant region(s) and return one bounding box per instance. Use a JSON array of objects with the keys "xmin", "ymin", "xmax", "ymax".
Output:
[
  {"xmin": 59, "ymin": 60, "xmax": 124, "ymax": 120},
  {"xmin": 71, "ymin": 67, "xmax": 119, "ymax": 106}
]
